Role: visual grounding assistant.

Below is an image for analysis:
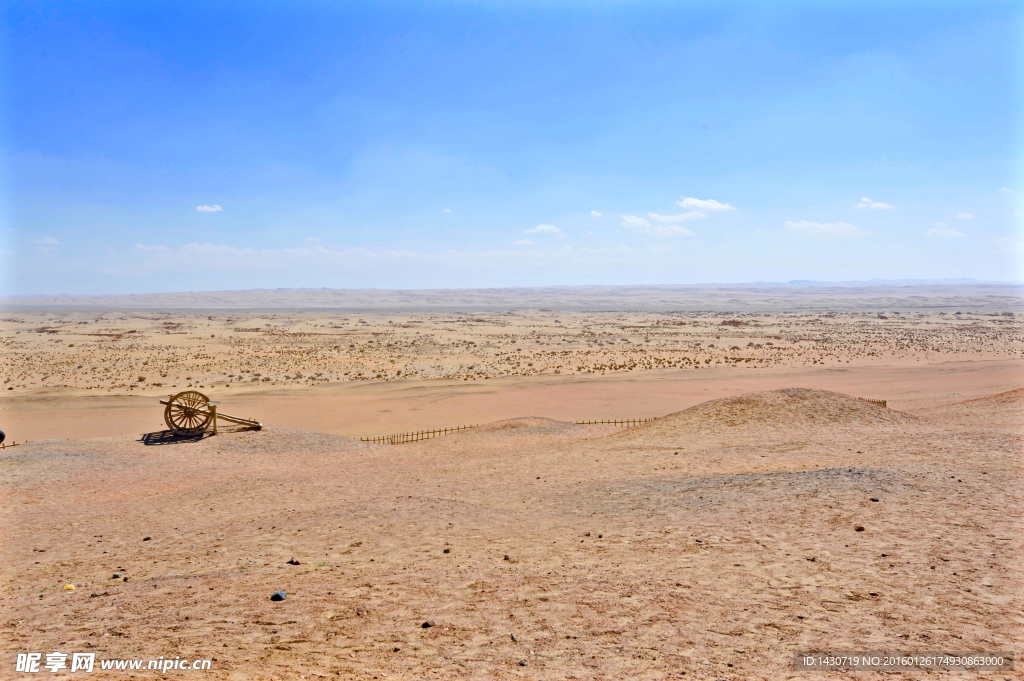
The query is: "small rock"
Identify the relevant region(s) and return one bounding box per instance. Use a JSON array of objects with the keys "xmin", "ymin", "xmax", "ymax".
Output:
[
  {"xmin": 443, "ymin": 548, "xmax": 450, "ymax": 554},
  {"xmin": 870, "ymin": 497, "xmax": 879, "ymax": 502},
  {"xmin": 854, "ymin": 525, "xmax": 865, "ymax": 532},
  {"xmin": 806, "ymin": 557, "xmax": 815, "ymax": 562},
  {"xmin": 122, "ymin": 577, "xmax": 128, "ymax": 582},
  {"xmin": 422, "ymin": 620, "xmax": 435, "ymax": 628},
  {"xmin": 270, "ymin": 590, "xmax": 286, "ymax": 602},
  {"xmin": 286, "ymin": 558, "xmax": 300, "ymax": 565},
  {"xmin": 518, "ymin": 660, "xmax": 527, "ymax": 666},
  {"xmin": 64, "ymin": 584, "xmax": 75, "ymax": 591},
  {"xmin": 504, "ymin": 554, "xmax": 511, "ymax": 561},
  {"xmin": 112, "ymin": 572, "xmax": 122, "ymax": 579},
  {"xmin": 584, "ymin": 532, "xmax": 590, "ymax": 537},
  {"xmin": 869, "ymin": 592, "xmax": 879, "ymax": 596},
  {"xmin": 142, "ymin": 537, "xmax": 151, "ymax": 541},
  {"xmin": 510, "ymin": 633, "xmax": 517, "ymax": 642},
  {"xmin": 597, "ymin": 534, "xmax": 602, "ymax": 538}
]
